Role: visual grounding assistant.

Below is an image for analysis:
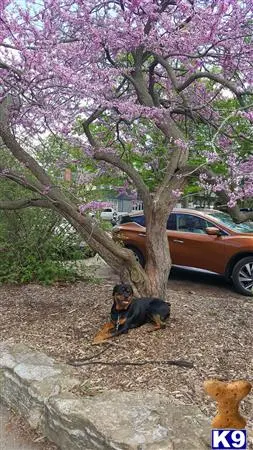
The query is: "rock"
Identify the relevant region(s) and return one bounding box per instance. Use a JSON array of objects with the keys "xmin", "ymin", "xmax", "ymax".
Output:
[
  {"xmin": 0, "ymin": 342, "xmax": 53, "ymax": 370},
  {"xmin": 43, "ymin": 391, "xmax": 210, "ymax": 450},
  {"xmin": 81, "ymin": 254, "xmax": 107, "ymax": 267},
  {"xmin": 0, "ymin": 342, "xmax": 80, "ymax": 428},
  {"xmin": 0, "ymin": 342, "xmax": 211, "ymax": 450}
]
